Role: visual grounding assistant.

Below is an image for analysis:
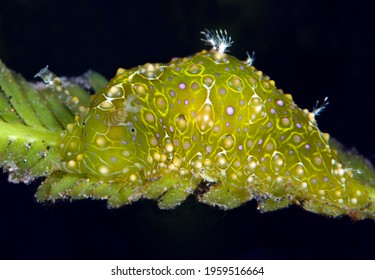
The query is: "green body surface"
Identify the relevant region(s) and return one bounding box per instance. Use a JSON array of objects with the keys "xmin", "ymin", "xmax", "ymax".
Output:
[{"xmin": 1, "ymin": 38, "xmax": 375, "ymax": 220}]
